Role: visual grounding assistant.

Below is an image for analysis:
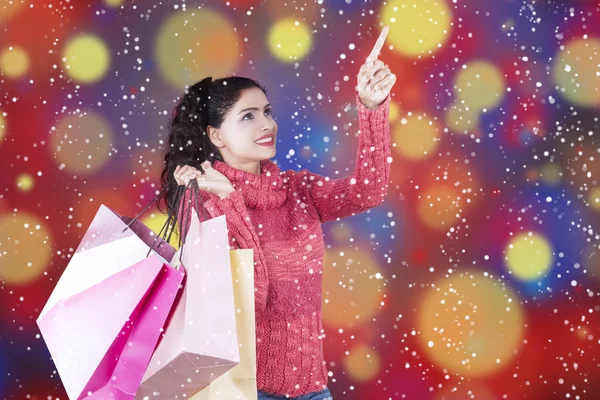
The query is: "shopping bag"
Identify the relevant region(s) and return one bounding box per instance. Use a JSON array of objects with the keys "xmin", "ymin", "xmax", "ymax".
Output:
[
  {"xmin": 36, "ymin": 203, "xmax": 185, "ymax": 400},
  {"xmin": 191, "ymin": 249, "xmax": 258, "ymax": 400},
  {"xmin": 136, "ymin": 208, "xmax": 239, "ymax": 399}
]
